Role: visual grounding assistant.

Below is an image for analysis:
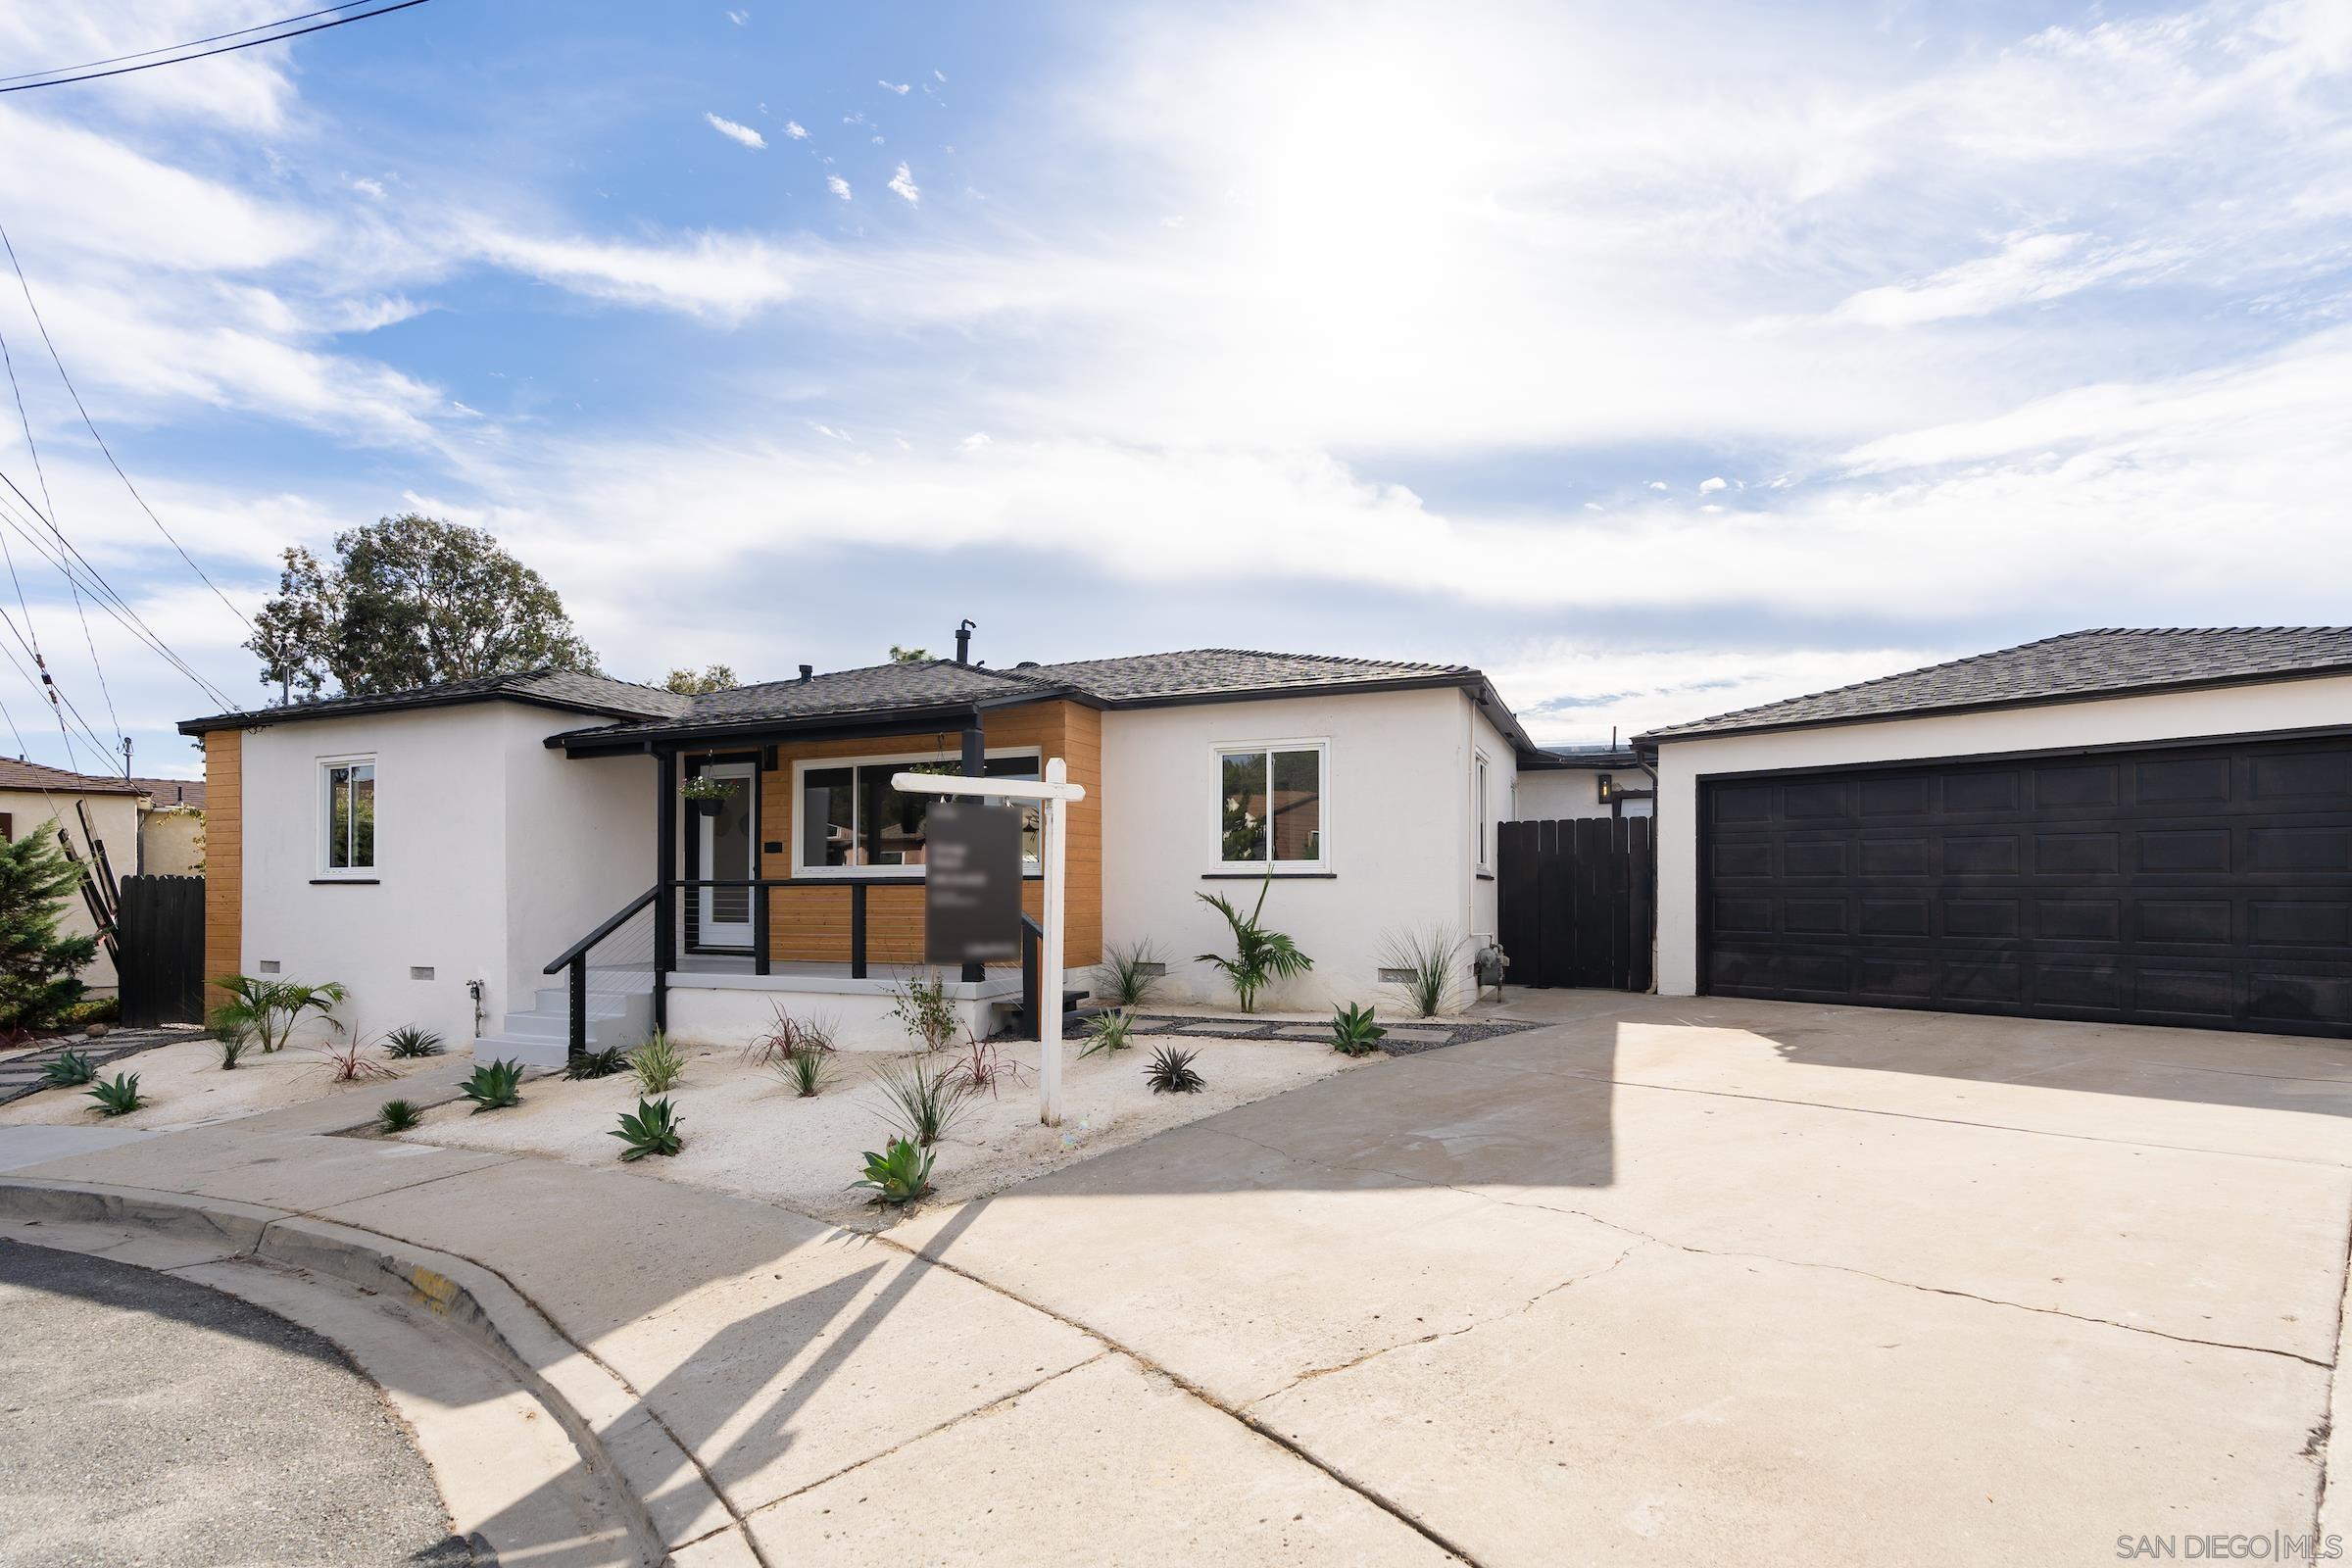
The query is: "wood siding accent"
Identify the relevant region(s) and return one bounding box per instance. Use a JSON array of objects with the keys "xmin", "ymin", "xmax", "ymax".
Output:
[
  {"xmin": 718, "ymin": 698, "xmax": 1103, "ymax": 968},
  {"xmin": 203, "ymin": 729, "xmax": 242, "ymax": 982}
]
